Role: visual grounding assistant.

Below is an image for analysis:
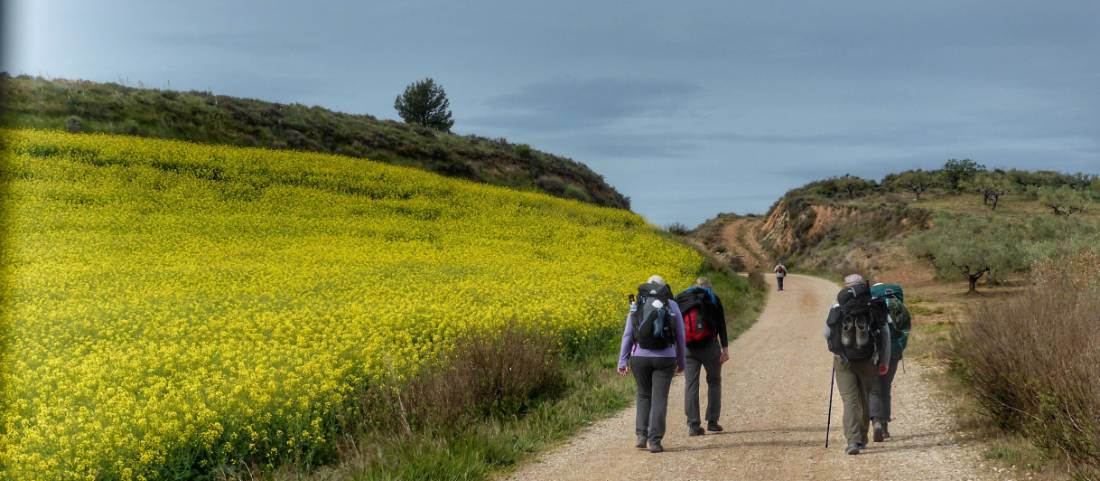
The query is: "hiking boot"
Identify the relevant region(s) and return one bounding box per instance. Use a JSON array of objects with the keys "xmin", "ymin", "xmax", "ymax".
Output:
[
  {"xmin": 707, "ymin": 422, "xmax": 724, "ymax": 432},
  {"xmin": 883, "ymin": 423, "xmax": 891, "ymax": 439},
  {"xmin": 856, "ymin": 442, "xmax": 866, "ymax": 450},
  {"xmin": 688, "ymin": 425, "xmax": 705, "ymax": 436},
  {"xmin": 649, "ymin": 442, "xmax": 664, "ymax": 453},
  {"xmin": 873, "ymin": 420, "xmax": 885, "ymax": 442},
  {"xmin": 845, "ymin": 443, "xmax": 861, "ymax": 455},
  {"xmin": 635, "ymin": 435, "xmax": 647, "ymax": 449}
]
